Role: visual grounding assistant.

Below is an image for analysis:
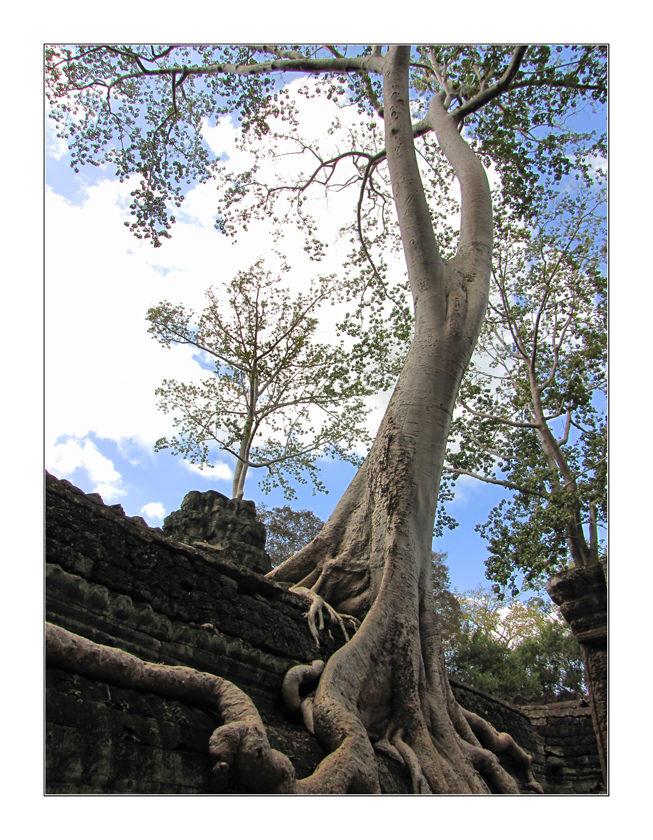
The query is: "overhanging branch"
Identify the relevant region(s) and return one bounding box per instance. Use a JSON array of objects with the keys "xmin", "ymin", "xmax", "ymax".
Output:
[
  {"xmin": 444, "ymin": 466, "xmax": 548, "ymax": 498},
  {"xmin": 459, "ymin": 400, "xmax": 541, "ymax": 430}
]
